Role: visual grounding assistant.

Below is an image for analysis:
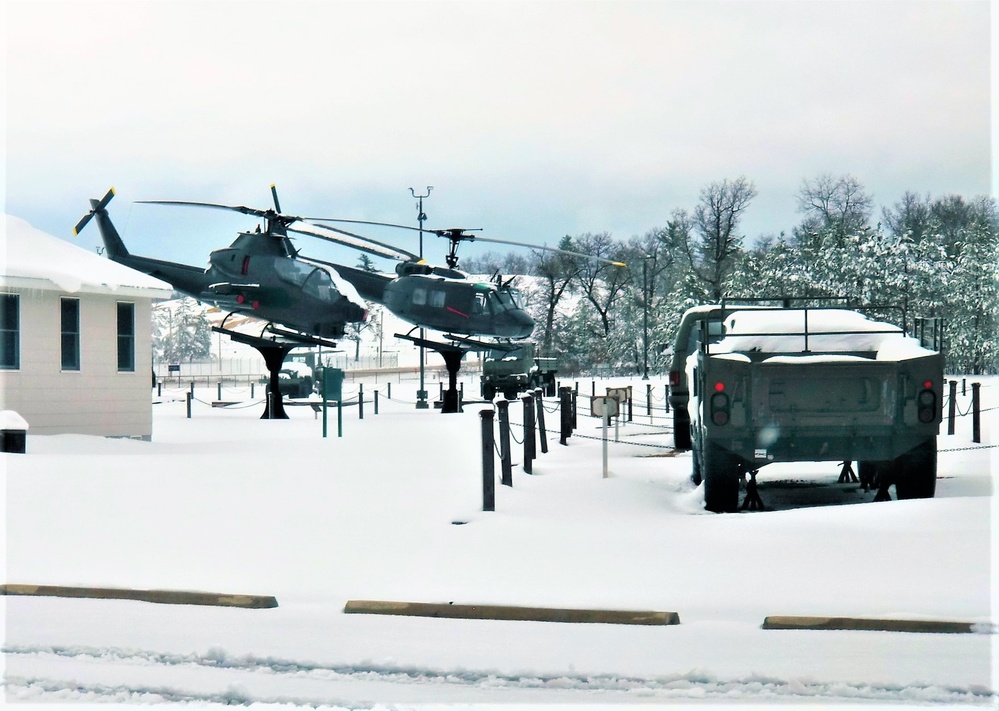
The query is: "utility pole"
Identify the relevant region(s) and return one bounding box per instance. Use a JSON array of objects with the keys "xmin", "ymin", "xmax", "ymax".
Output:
[{"xmin": 410, "ymin": 186, "xmax": 433, "ymax": 409}]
